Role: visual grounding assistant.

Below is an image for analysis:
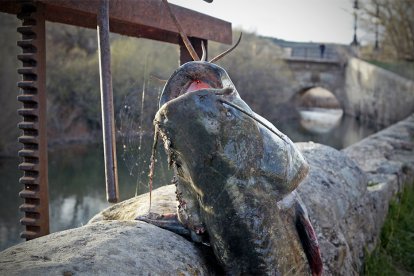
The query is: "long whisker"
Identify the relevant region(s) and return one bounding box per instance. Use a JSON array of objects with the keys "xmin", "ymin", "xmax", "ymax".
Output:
[
  {"xmin": 218, "ymin": 98, "xmax": 288, "ymax": 142},
  {"xmin": 209, "ymin": 32, "xmax": 242, "ymax": 63},
  {"xmin": 161, "ymin": 0, "xmax": 200, "ymax": 61},
  {"xmin": 149, "ymin": 73, "xmax": 168, "ymax": 84}
]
